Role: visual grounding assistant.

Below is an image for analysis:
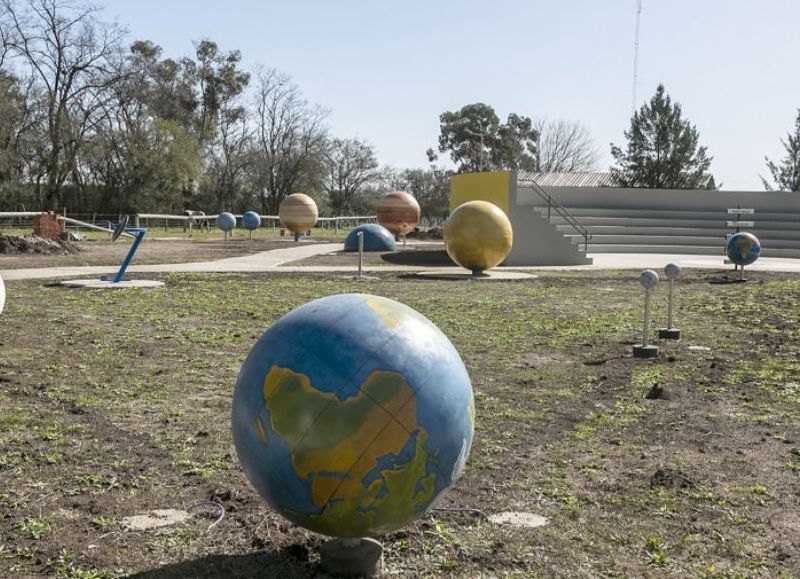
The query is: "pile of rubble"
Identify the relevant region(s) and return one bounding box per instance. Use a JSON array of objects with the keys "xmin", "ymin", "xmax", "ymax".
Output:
[
  {"xmin": 406, "ymin": 227, "xmax": 443, "ymax": 240},
  {"xmin": 0, "ymin": 233, "xmax": 78, "ymax": 255}
]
